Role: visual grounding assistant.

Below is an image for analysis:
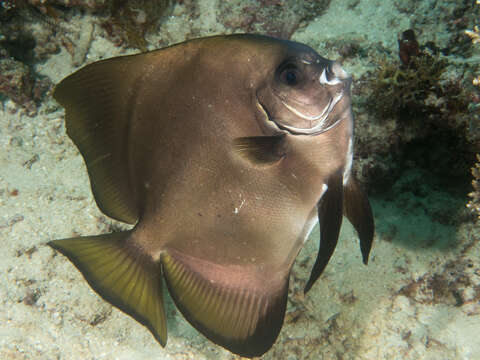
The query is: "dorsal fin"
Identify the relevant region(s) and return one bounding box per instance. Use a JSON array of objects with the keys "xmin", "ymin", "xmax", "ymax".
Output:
[{"xmin": 54, "ymin": 55, "xmax": 145, "ymax": 223}]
